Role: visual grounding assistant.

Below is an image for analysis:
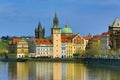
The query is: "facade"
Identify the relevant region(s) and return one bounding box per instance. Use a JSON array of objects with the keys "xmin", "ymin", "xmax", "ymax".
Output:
[
  {"xmin": 109, "ymin": 18, "xmax": 120, "ymax": 50},
  {"xmin": 51, "ymin": 13, "xmax": 62, "ymax": 58},
  {"xmin": 91, "ymin": 35, "xmax": 101, "ymax": 52},
  {"xmin": 8, "ymin": 13, "xmax": 87, "ymax": 58},
  {"xmin": 72, "ymin": 34, "xmax": 86, "ymax": 55},
  {"xmin": 100, "ymin": 32, "xmax": 110, "ymax": 51},
  {"xmin": 8, "ymin": 38, "xmax": 28, "ymax": 58},
  {"xmin": 61, "ymin": 43, "xmax": 67, "ymax": 58},
  {"xmin": 27, "ymin": 38, "xmax": 36, "ymax": 57},
  {"xmin": 34, "ymin": 39, "xmax": 53, "ymax": 57},
  {"xmin": 84, "ymin": 34, "xmax": 92, "ymax": 50},
  {"xmin": 84, "ymin": 34, "xmax": 92, "ymax": 46},
  {"xmin": 61, "ymin": 34, "xmax": 86, "ymax": 58},
  {"xmin": 35, "ymin": 22, "xmax": 45, "ymax": 39}
]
